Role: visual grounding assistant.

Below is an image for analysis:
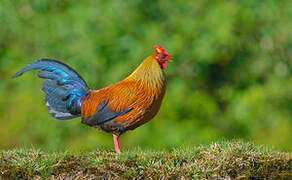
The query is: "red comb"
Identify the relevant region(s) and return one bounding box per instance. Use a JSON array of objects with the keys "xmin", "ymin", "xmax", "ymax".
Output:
[{"xmin": 154, "ymin": 45, "xmax": 165, "ymax": 53}]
